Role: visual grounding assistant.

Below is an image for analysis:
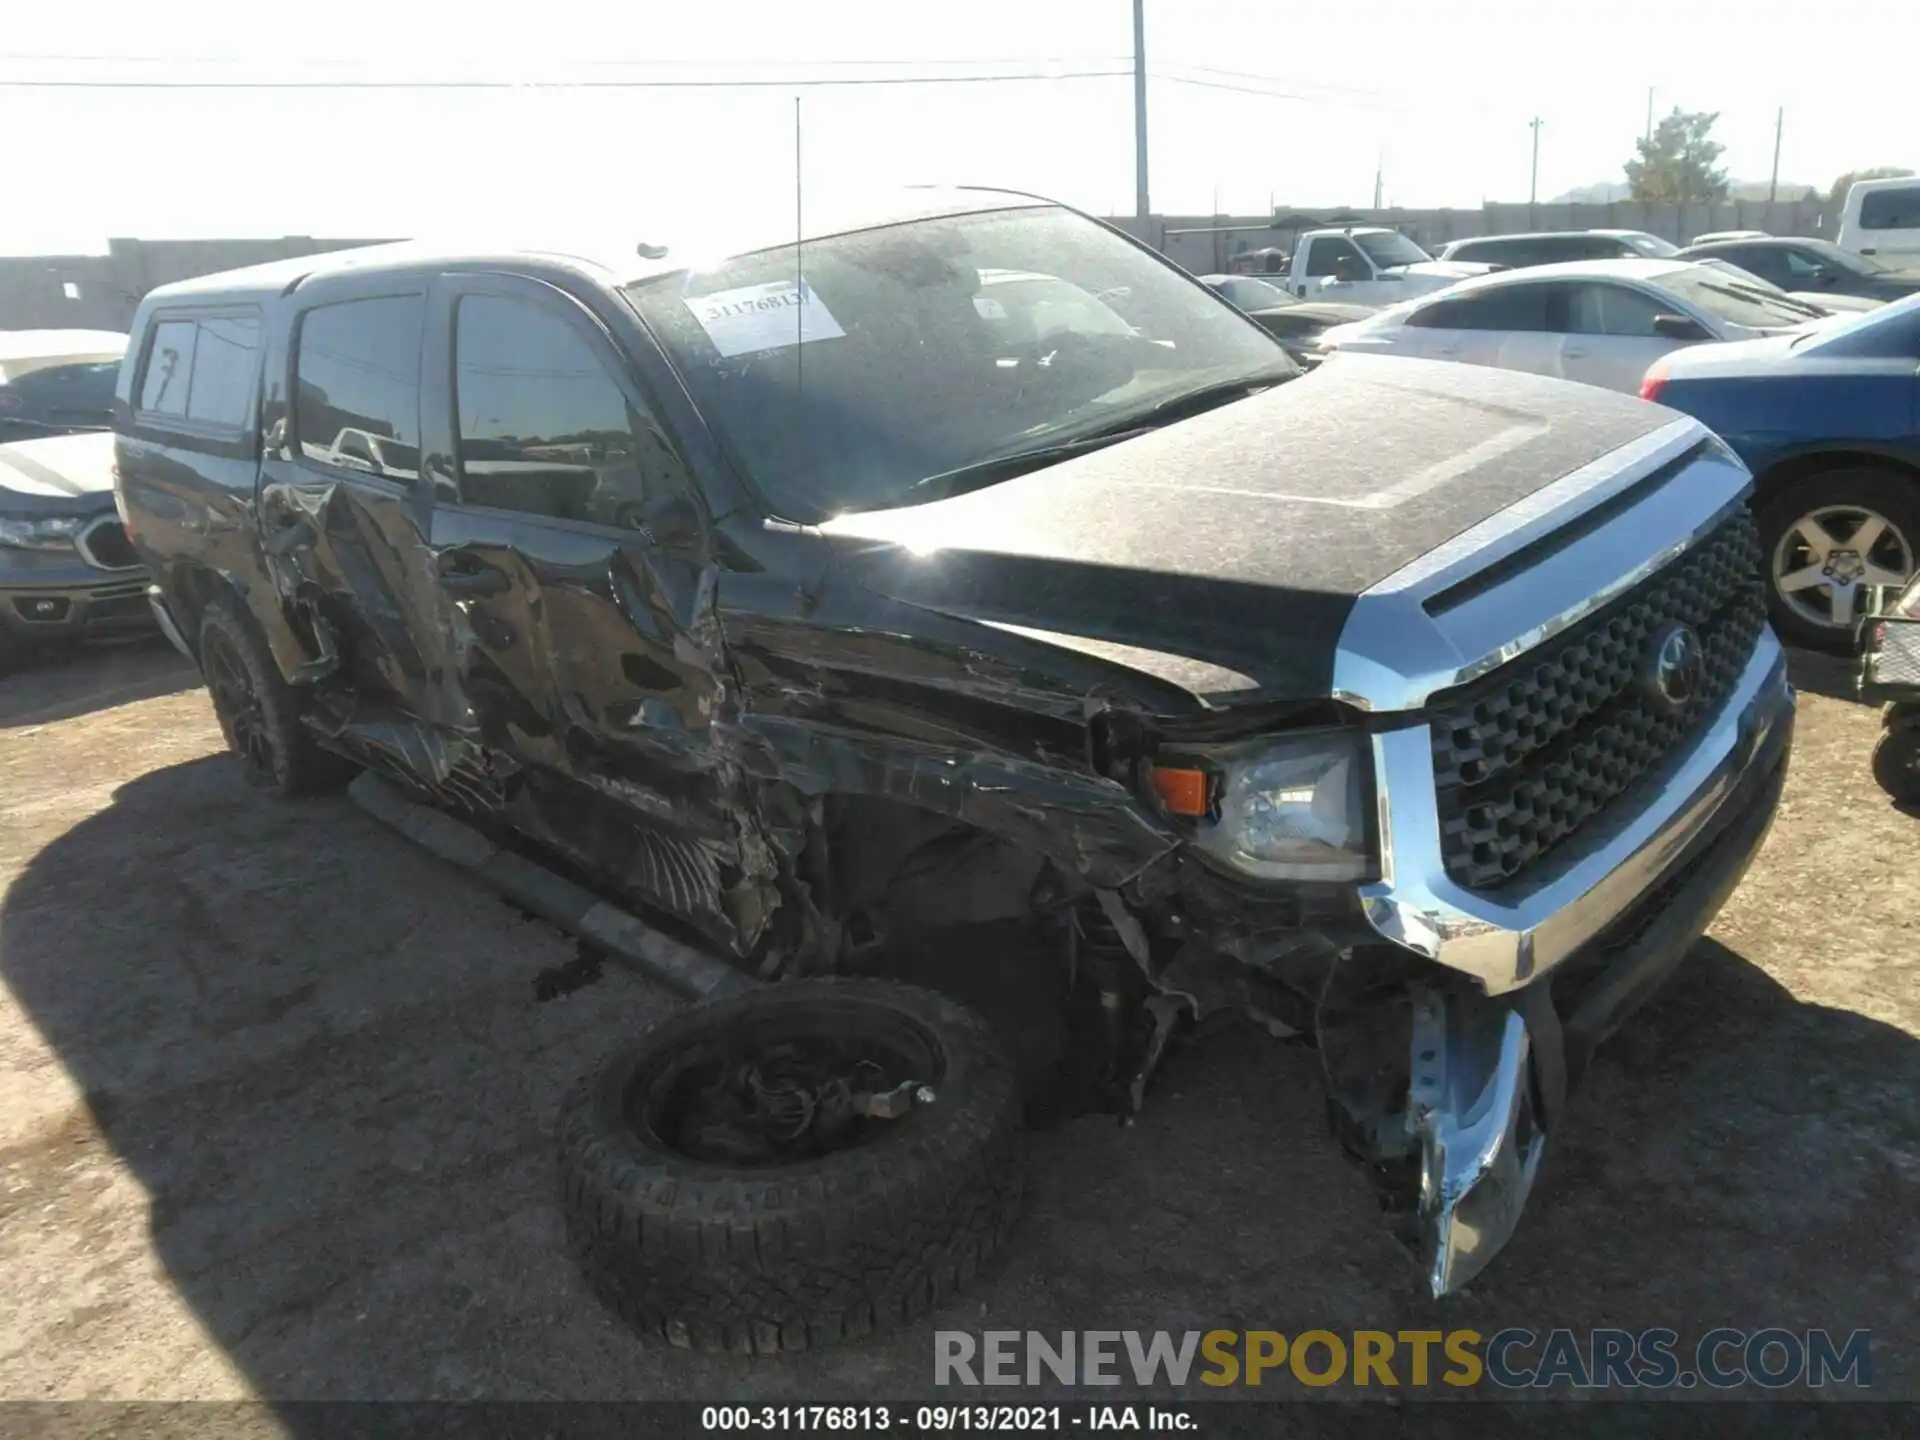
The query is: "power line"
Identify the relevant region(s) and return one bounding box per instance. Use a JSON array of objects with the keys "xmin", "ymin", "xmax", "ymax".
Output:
[
  {"xmin": 1167, "ymin": 64, "xmax": 1401, "ymax": 103},
  {"xmin": 0, "ymin": 51, "xmax": 1131, "ymax": 68},
  {"xmin": 0, "ymin": 68, "xmax": 1131, "ymax": 91}
]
